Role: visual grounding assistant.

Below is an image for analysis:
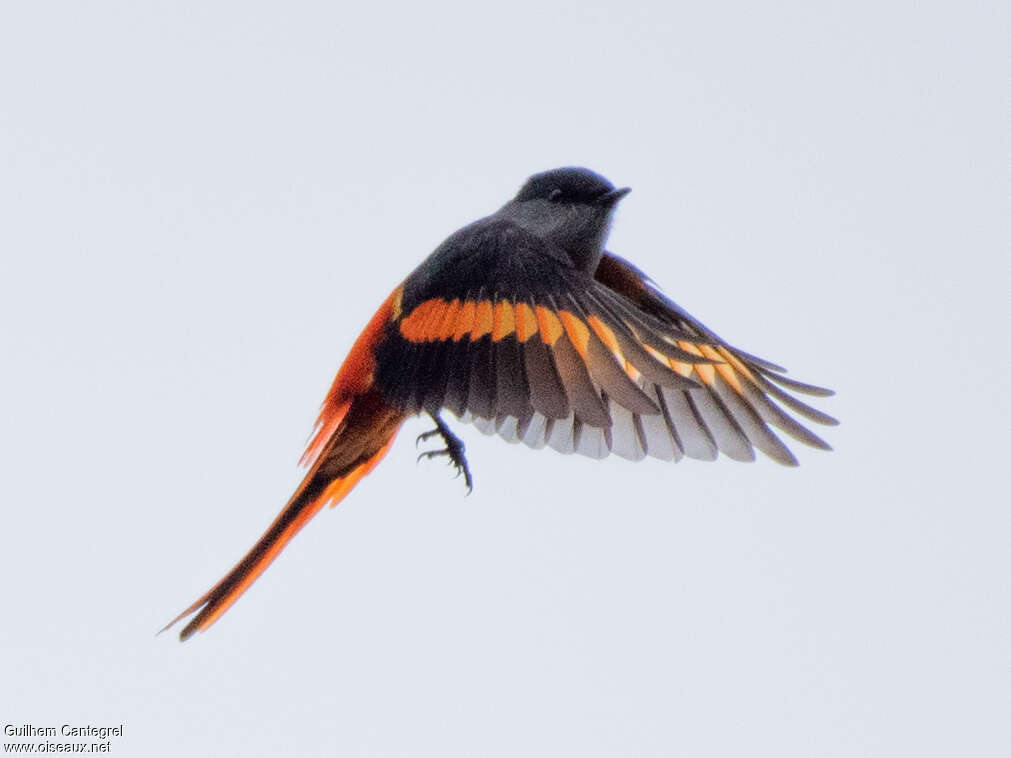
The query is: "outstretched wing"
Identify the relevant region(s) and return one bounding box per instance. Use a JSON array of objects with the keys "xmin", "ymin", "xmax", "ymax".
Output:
[
  {"xmin": 373, "ymin": 221, "xmax": 836, "ymax": 465},
  {"xmin": 590, "ymin": 252, "xmax": 837, "ymax": 463}
]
